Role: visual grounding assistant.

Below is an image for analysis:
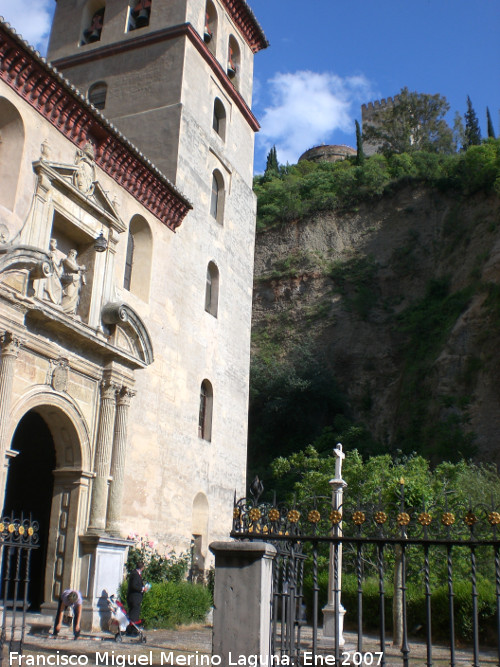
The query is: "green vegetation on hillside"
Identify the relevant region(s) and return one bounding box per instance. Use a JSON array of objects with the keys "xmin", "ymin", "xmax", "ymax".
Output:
[
  {"xmin": 249, "ymin": 139, "xmax": 500, "ymax": 482},
  {"xmin": 254, "ymin": 138, "xmax": 500, "ymax": 231}
]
